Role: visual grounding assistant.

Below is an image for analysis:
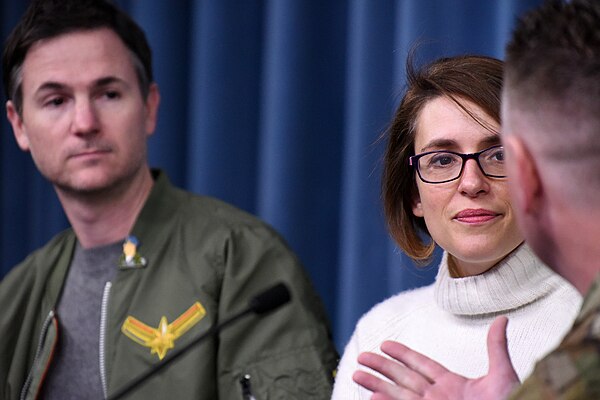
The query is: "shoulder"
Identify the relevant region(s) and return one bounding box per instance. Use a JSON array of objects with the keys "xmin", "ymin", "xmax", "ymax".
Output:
[
  {"xmin": 0, "ymin": 230, "xmax": 74, "ymax": 318},
  {"xmin": 540, "ymin": 273, "xmax": 583, "ymax": 313},
  {"xmin": 171, "ymin": 187, "xmax": 284, "ymax": 241},
  {"xmin": 146, "ymin": 180, "xmax": 294, "ymax": 269},
  {"xmin": 150, "ymin": 170, "xmax": 279, "ymax": 238},
  {"xmin": 361, "ymin": 284, "xmax": 435, "ymax": 320},
  {"xmin": 353, "ymin": 284, "xmax": 436, "ymax": 341},
  {"xmin": 0, "ymin": 230, "xmax": 74, "ymax": 351},
  {"xmin": 1, "ymin": 229, "xmax": 74, "ymax": 289},
  {"xmin": 514, "ymin": 309, "xmax": 600, "ymax": 399}
]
